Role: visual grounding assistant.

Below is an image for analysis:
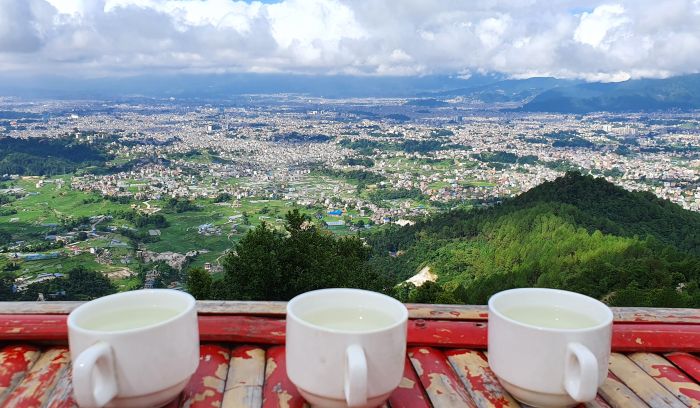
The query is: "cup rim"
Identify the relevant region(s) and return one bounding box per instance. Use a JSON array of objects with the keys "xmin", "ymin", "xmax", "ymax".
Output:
[
  {"xmin": 488, "ymin": 288, "xmax": 614, "ymax": 332},
  {"xmin": 287, "ymin": 288, "xmax": 408, "ymax": 335},
  {"xmin": 67, "ymin": 289, "xmax": 196, "ymax": 335}
]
